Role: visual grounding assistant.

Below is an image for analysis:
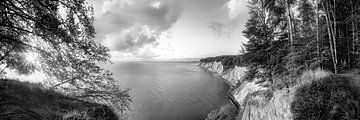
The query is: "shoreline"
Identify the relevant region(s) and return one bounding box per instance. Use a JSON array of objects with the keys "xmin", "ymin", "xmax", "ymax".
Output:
[{"xmin": 198, "ymin": 63, "xmax": 240, "ymax": 110}]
